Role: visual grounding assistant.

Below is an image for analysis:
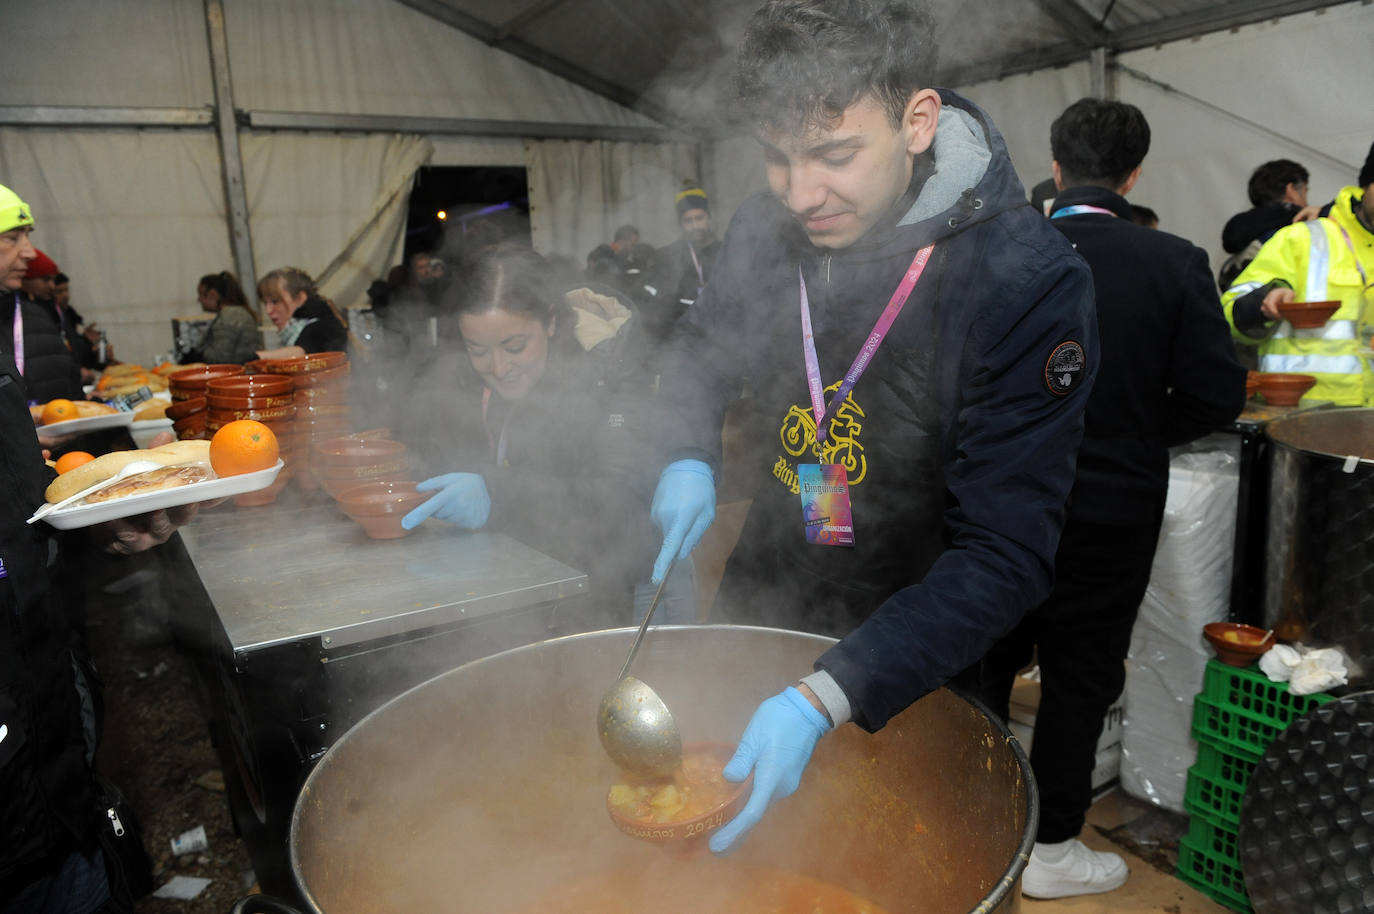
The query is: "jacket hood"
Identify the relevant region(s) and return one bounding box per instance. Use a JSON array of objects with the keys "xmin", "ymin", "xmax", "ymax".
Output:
[
  {"xmin": 897, "ymin": 90, "xmax": 1026, "ymax": 238},
  {"xmin": 1332, "ymin": 184, "xmax": 1372, "ymax": 238}
]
